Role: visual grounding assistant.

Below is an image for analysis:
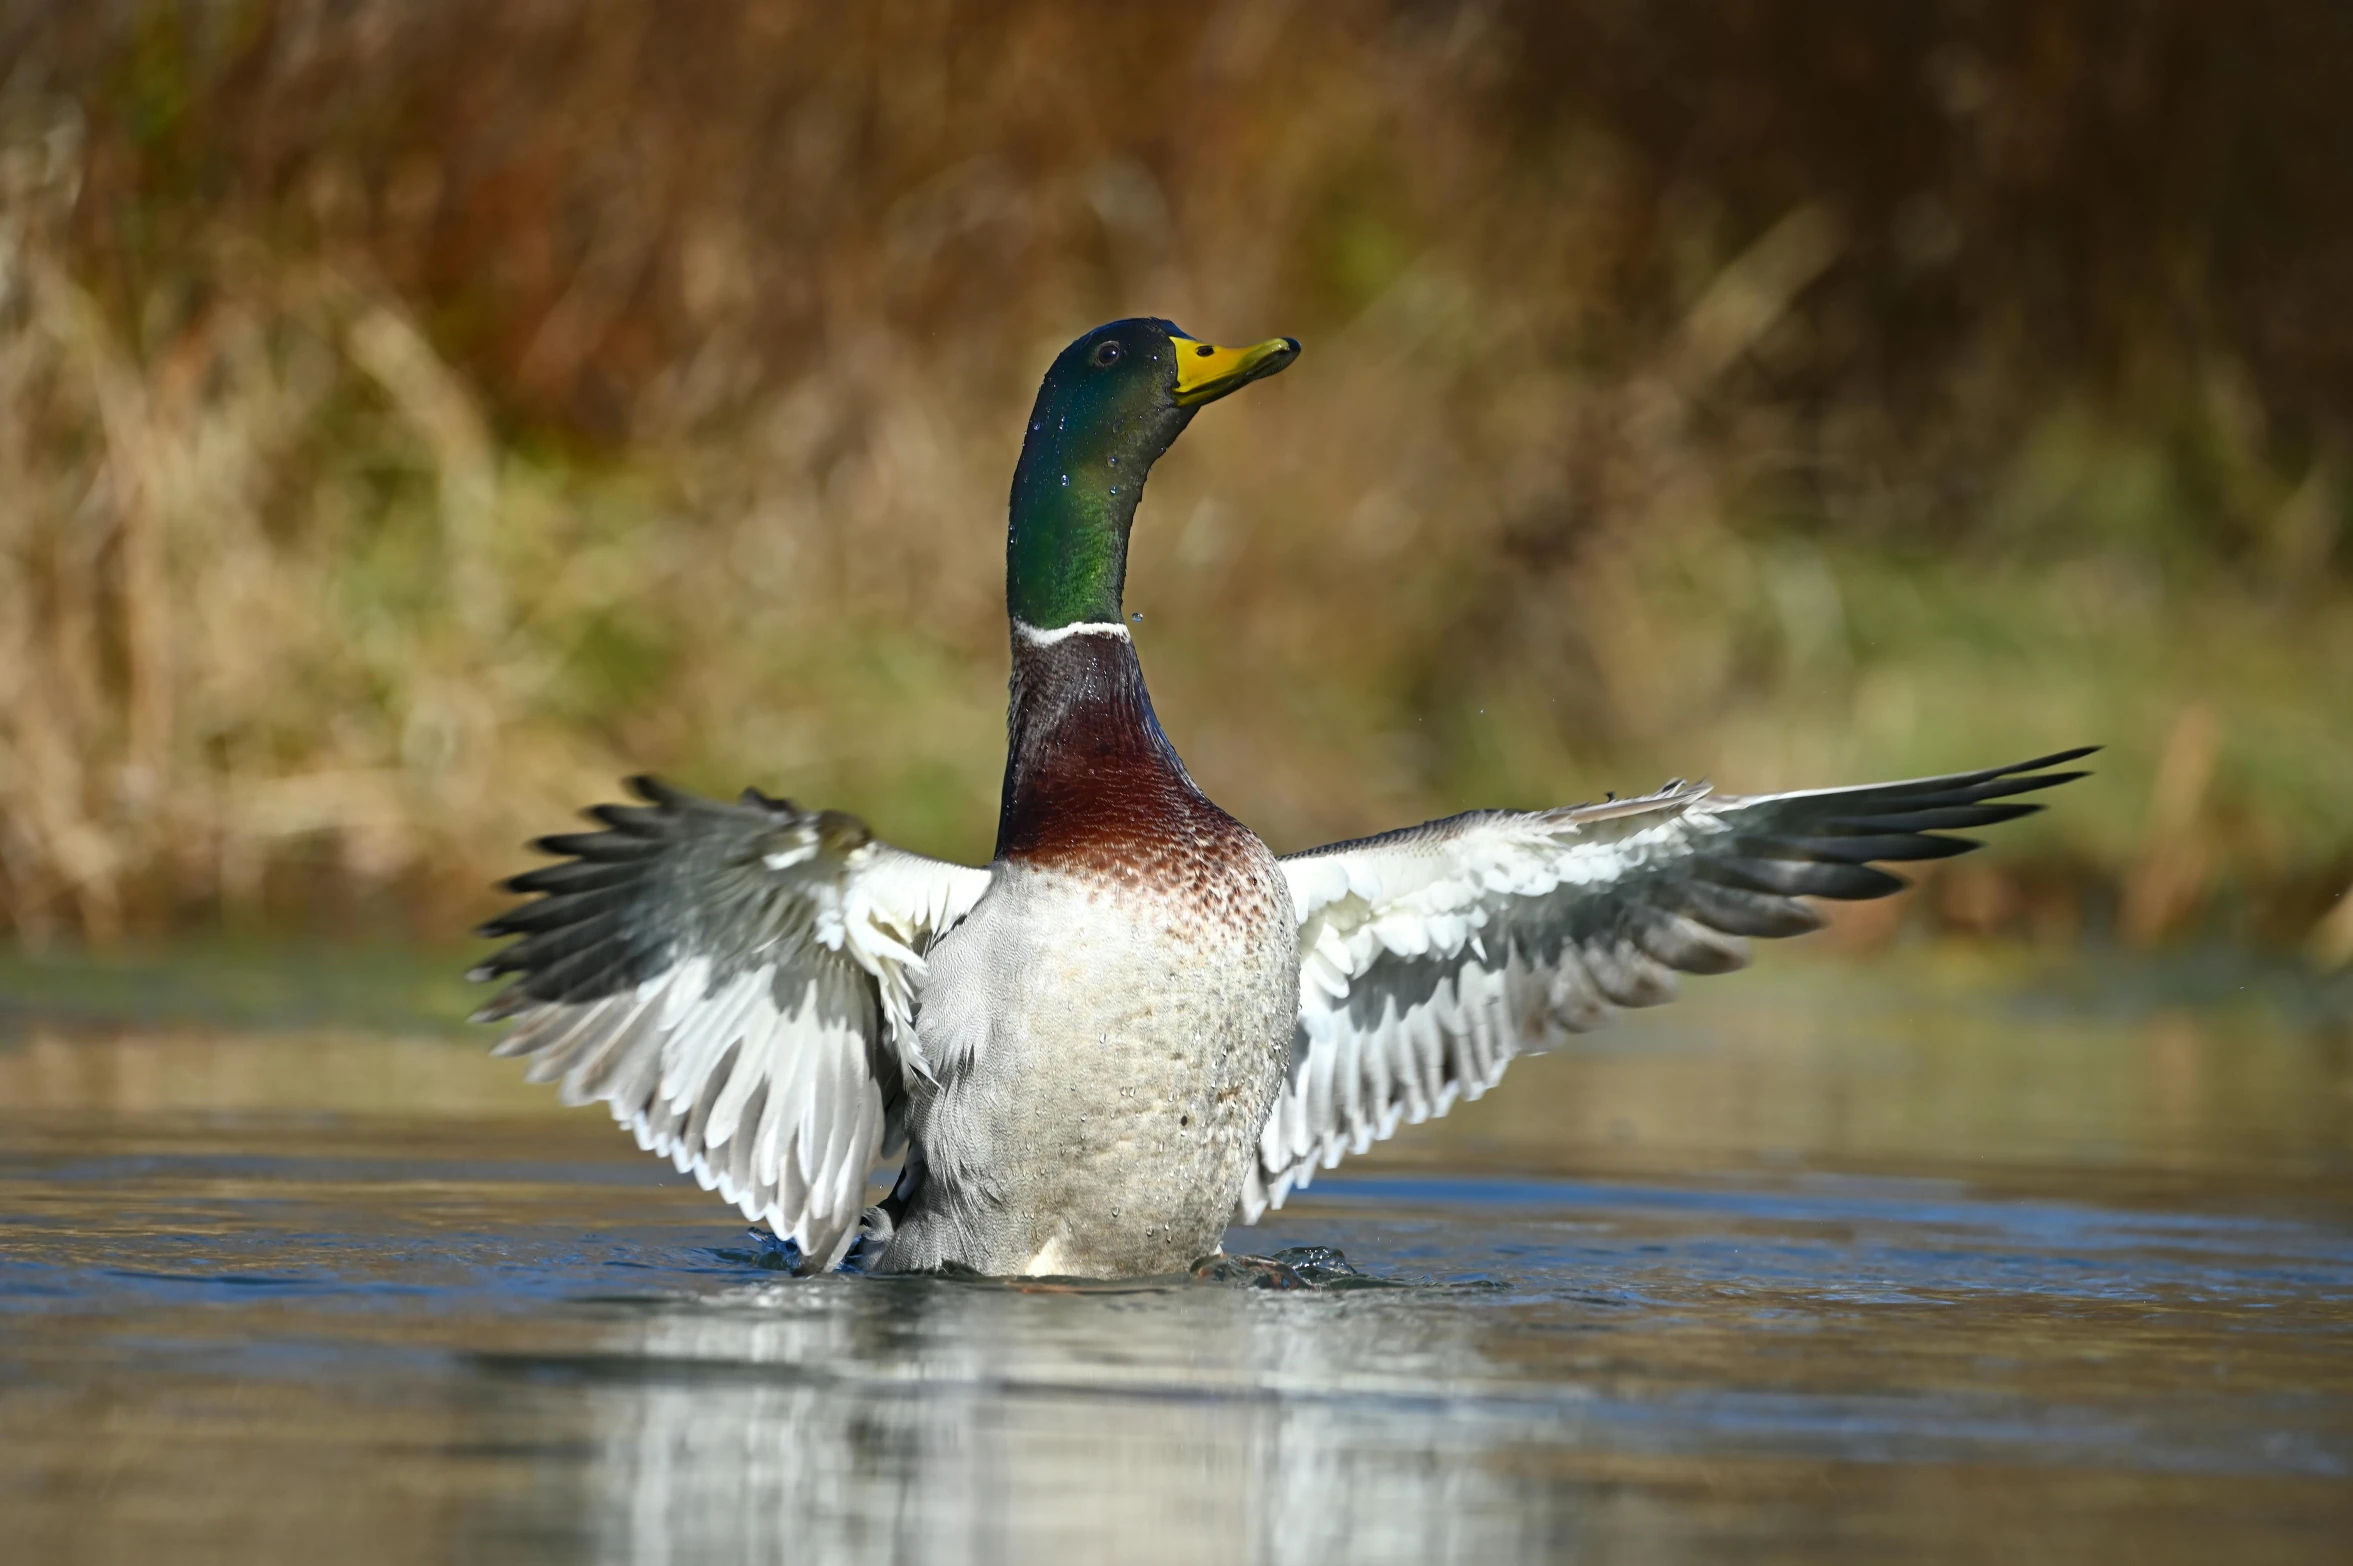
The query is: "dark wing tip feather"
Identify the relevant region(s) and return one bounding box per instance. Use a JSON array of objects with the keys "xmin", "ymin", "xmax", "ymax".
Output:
[
  {"xmin": 1666, "ymin": 879, "xmax": 1828, "ymax": 937},
  {"xmin": 1687, "ymin": 744, "xmax": 2094, "ymax": 928},
  {"xmin": 1870, "ymin": 746, "xmax": 2101, "ymax": 799},
  {"xmin": 1861, "ymin": 771, "xmax": 2090, "ymax": 814},
  {"xmin": 475, "ymin": 889, "xmax": 606, "ymax": 939},
  {"xmin": 1753, "ymin": 831, "xmax": 1983, "ymax": 865},
  {"xmin": 474, "ymin": 777, "xmax": 731, "ymax": 1011},
  {"xmin": 1948, "ymin": 768, "xmax": 2092, "ymax": 801},
  {"xmin": 499, "ymin": 859, "xmax": 643, "ymax": 896},
  {"xmin": 587, "ymin": 801, "xmax": 668, "ymax": 835},
  {"xmin": 2010, "ymin": 744, "xmax": 2101, "ymax": 771},
  {"xmin": 1758, "ymin": 746, "xmax": 2095, "ymax": 839},
  {"xmin": 626, "ymin": 773, "xmax": 694, "ymax": 807},
  {"xmin": 530, "ymin": 830, "xmax": 655, "ymax": 862},
  {"xmin": 513, "ymin": 930, "xmax": 647, "ymax": 1006},
  {"xmin": 1824, "ymin": 801, "xmax": 2044, "ymax": 834},
  {"xmin": 1701, "ymin": 858, "xmax": 1910, "ymax": 901}
]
